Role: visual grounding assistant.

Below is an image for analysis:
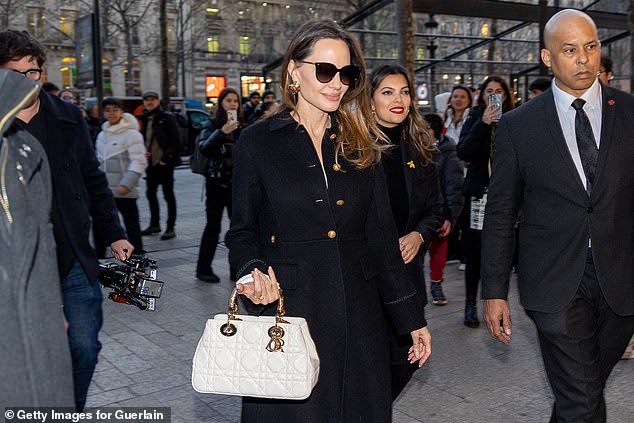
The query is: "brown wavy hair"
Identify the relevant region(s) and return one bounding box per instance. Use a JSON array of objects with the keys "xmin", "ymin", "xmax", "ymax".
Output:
[
  {"xmin": 280, "ymin": 20, "xmax": 387, "ymax": 169},
  {"xmin": 368, "ymin": 64, "xmax": 436, "ymax": 165}
]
